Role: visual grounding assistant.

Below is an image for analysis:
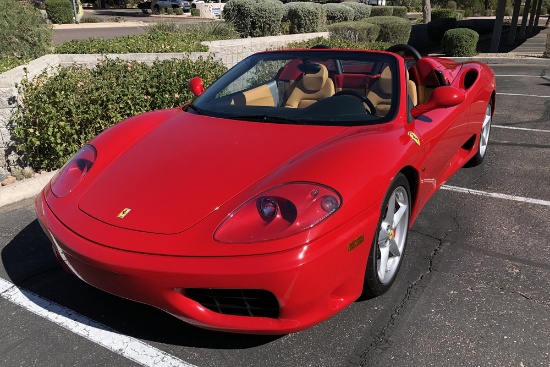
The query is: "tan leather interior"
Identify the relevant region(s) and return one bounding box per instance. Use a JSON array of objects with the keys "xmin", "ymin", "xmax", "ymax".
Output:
[
  {"xmin": 285, "ymin": 64, "xmax": 335, "ymax": 108},
  {"xmin": 417, "ymin": 85, "xmax": 433, "ymax": 105},
  {"xmin": 232, "ymin": 84, "xmax": 275, "ymax": 107},
  {"xmin": 366, "ymin": 67, "xmax": 418, "ymax": 116}
]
